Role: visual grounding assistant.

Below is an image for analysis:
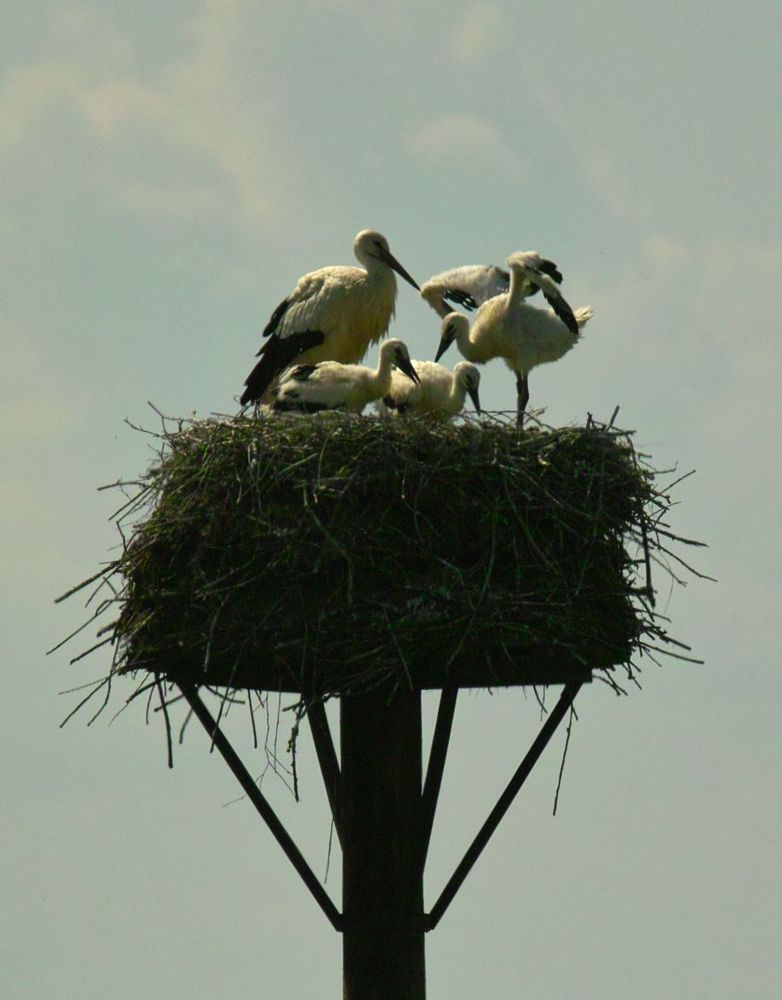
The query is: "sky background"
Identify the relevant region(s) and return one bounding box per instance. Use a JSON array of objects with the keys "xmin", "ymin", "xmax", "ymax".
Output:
[{"xmin": 3, "ymin": 1, "xmax": 781, "ymax": 997}]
